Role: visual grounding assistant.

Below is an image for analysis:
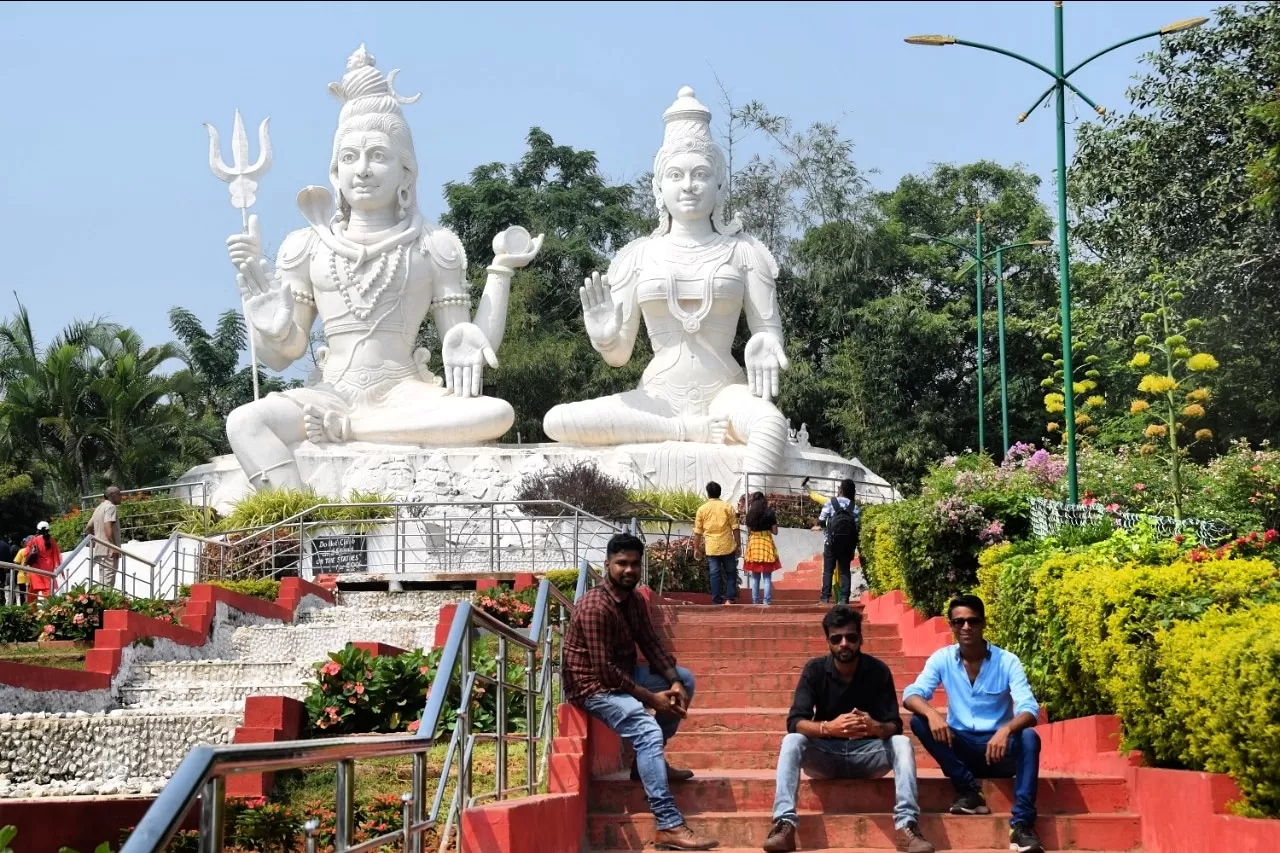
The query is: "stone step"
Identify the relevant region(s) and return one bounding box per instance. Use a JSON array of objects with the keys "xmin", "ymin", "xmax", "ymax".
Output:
[
  {"xmin": 129, "ymin": 660, "xmax": 315, "ymax": 685},
  {"xmin": 0, "ymin": 710, "xmax": 239, "ymax": 795},
  {"xmin": 691, "ymin": 687, "xmax": 943, "ymax": 710},
  {"xmin": 595, "ymin": 849, "xmax": 1138, "ymax": 853},
  {"xmin": 588, "ymin": 811, "xmax": 1141, "ymax": 850},
  {"xmin": 118, "ymin": 682, "xmax": 311, "ymax": 708},
  {"xmin": 590, "ymin": 771, "xmax": 1131, "ymax": 815},
  {"xmin": 682, "ymin": 674, "xmax": 927, "ymax": 699},
  {"xmin": 662, "ymin": 731, "xmax": 942, "ymax": 759},
  {"xmin": 229, "ymin": 622, "xmax": 436, "ymax": 662}
]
